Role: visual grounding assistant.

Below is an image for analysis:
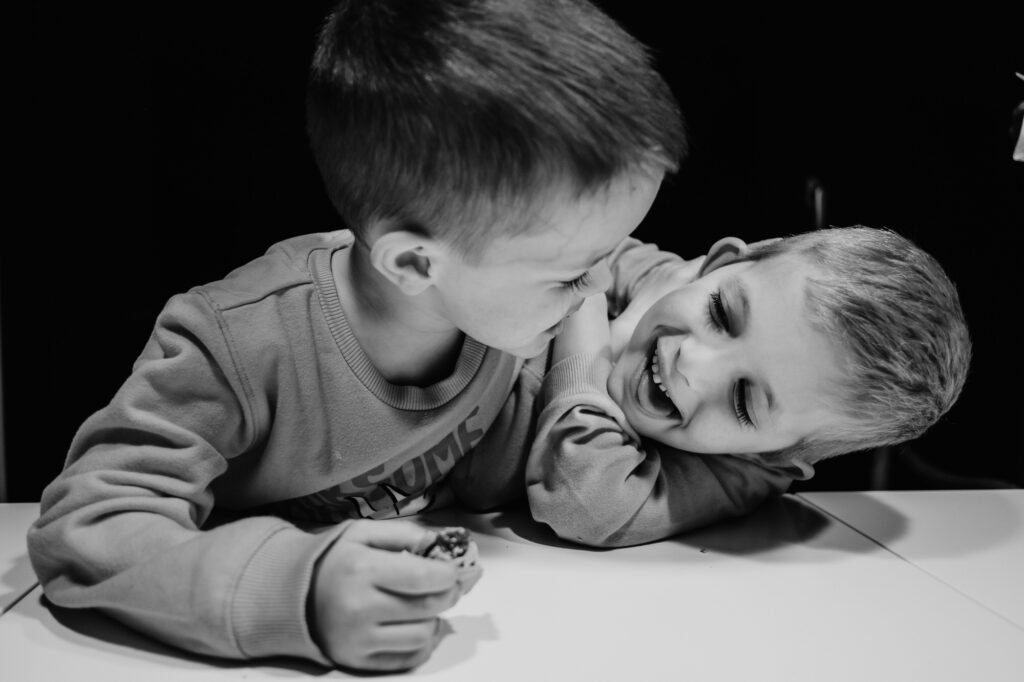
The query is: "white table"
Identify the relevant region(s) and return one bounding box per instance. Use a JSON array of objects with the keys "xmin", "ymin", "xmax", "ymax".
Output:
[
  {"xmin": 799, "ymin": 489, "xmax": 1024, "ymax": 628},
  {"xmin": 0, "ymin": 502, "xmax": 39, "ymax": 614},
  {"xmin": 1, "ymin": 494, "xmax": 1022, "ymax": 681}
]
